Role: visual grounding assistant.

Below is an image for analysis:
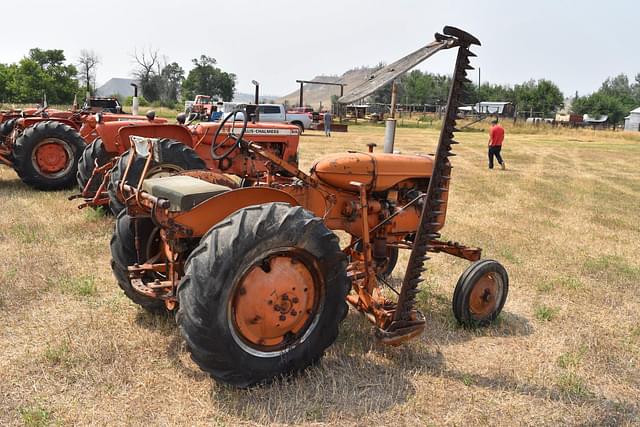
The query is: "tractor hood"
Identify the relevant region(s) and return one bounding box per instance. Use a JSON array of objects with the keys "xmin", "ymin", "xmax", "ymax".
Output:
[{"xmin": 311, "ymin": 152, "xmax": 434, "ymax": 192}]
